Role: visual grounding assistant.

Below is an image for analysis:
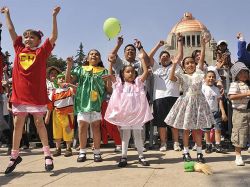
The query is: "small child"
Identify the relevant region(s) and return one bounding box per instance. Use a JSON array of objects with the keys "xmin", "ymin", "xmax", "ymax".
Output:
[
  {"xmin": 105, "ymin": 39, "xmax": 153, "ymax": 167},
  {"xmin": 165, "ymin": 37, "xmax": 214, "ymax": 163},
  {"xmin": 228, "ymin": 62, "xmax": 250, "ymax": 166},
  {"xmin": 66, "ymin": 50, "xmax": 111, "ymax": 163},
  {"xmin": 202, "ymin": 70, "xmax": 227, "ymax": 153},
  {"xmin": 46, "ymin": 66, "xmax": 76, "ymax": 157}
]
